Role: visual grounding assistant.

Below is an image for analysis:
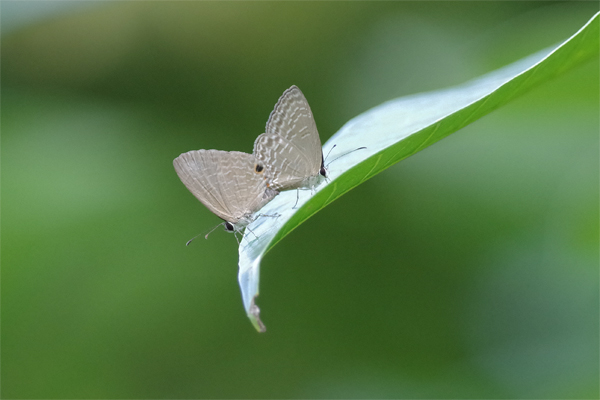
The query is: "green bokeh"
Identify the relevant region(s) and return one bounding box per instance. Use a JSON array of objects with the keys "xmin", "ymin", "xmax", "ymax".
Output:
[{"xmin": 2, "ymin": 2, "xmax": 598, "ymax": 398}]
